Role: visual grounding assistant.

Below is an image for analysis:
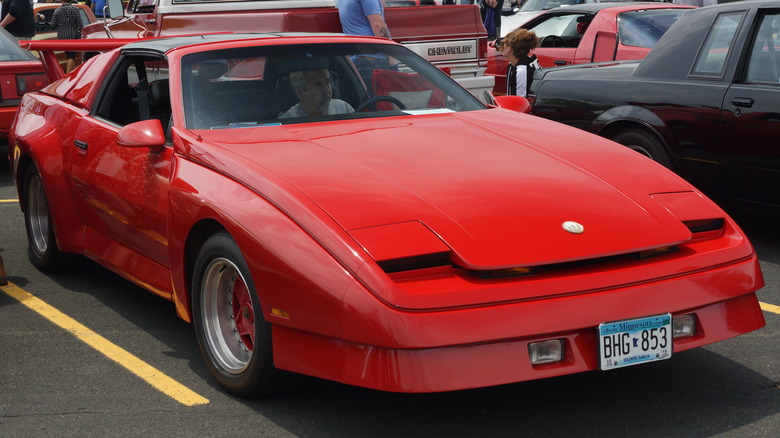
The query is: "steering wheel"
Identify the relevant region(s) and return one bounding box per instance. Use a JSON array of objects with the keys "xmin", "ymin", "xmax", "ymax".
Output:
[
  {"xmin": 194, "ymin": 111, "xmax": 229, "ymax": 128},
  {"xmin": 355, "ymin": 95, "xmax": 407, "ymax": 112},
  {"xmin": 541, "ymin": 35, "xmax": 567, "ymax": 48}
]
